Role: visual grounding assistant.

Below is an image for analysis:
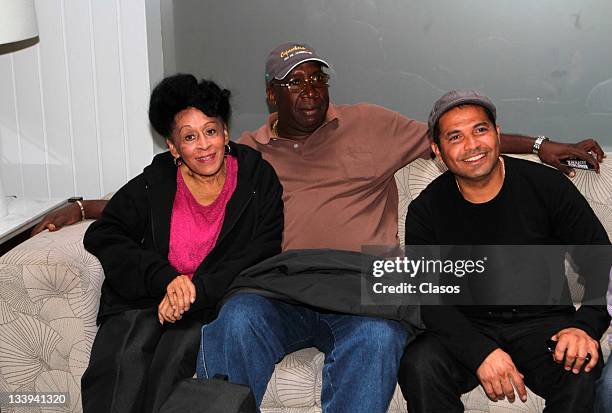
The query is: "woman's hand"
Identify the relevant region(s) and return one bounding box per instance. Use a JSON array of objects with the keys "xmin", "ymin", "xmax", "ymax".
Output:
[
  {"xmin": 158, "ymin": 294, "xmax": 180, "ymax": 324},
  {"xmin": 166, "ymin": 275, "xmax": 196, "ymax": 316}
]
